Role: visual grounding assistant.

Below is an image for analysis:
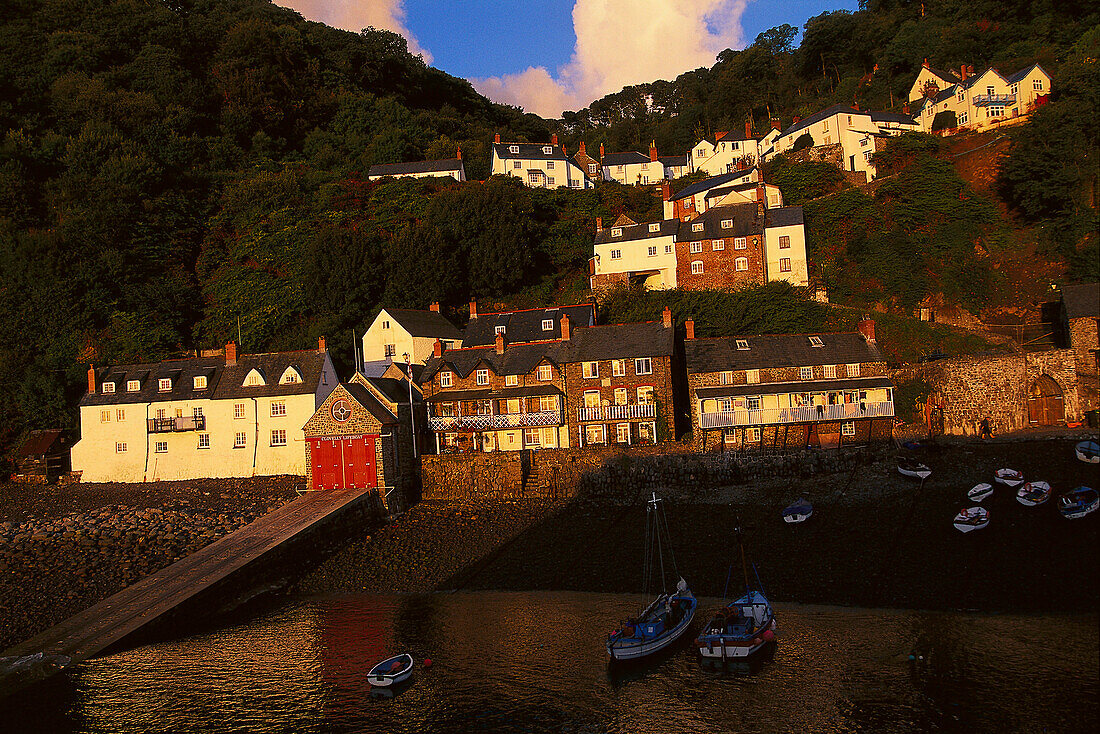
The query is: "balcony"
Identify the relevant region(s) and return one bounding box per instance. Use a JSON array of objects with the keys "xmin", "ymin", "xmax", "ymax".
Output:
[
  {"xmin": 972, "ymin": 93, "xmax": 1015, "ymax": 106},
  {"xmin": 698, "ymin": 401, "xmax": 894, "ymax": 429},
  {"xmin": 148, "ymin": 415, "xmax": 206, "ymax": 433},
  {"xmin": 428, "ymin": 411, "xmax": 561, "ymax": 432},
  {"xmin": 577, "ymin": 403, "xmax": 657, "ymax": 422}
]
